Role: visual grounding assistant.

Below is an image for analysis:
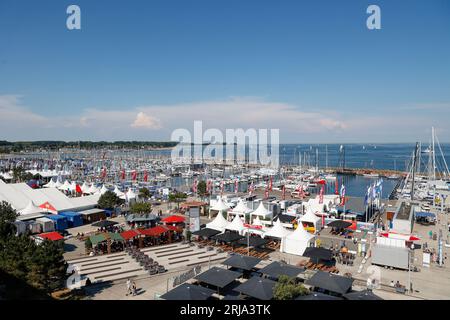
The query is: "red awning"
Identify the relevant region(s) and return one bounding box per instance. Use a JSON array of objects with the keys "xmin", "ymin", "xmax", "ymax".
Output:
[
  {"xmin": 120, "ymin": 229, "xmax": 140, "ymax": 240},
  {"xmin": 165, "ymin": 225, "xmax": 182, "ymax": 232},
  {"xmin": 161, "ymin": 215, "xmax": 185, "ymax": 223},
  {"xmin": 38, "ymin": 232, "xmax": 64, "ymax": 241},
  {"xmin": 140, "ymin": 225, "xmax": 170, "ymax": 237}
]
